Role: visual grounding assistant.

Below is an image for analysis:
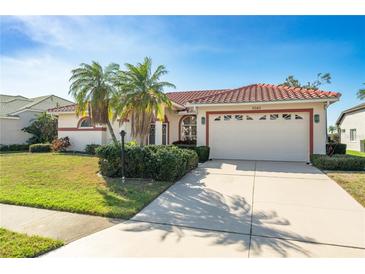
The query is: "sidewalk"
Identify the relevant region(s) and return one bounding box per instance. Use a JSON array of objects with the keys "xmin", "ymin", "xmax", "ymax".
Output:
[{"xmin": 0, "ymin": 203, "xmax": 122, "ymax": 243}]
